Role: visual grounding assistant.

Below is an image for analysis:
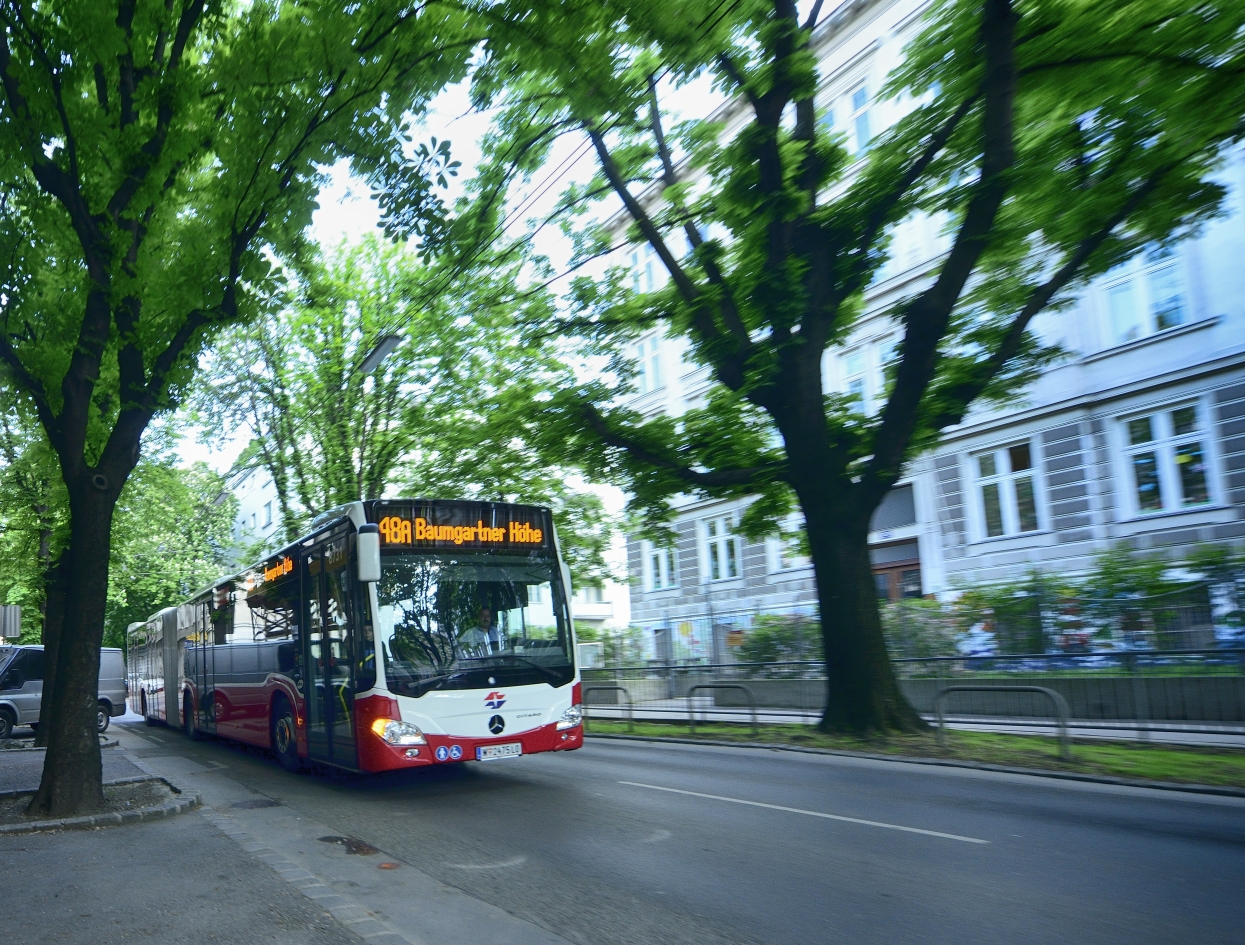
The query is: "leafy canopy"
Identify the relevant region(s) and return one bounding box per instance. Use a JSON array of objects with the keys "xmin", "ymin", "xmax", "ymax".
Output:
[{"xmin": 465, "ymin": 0, "xmax": 1245, "ymax": 542}]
